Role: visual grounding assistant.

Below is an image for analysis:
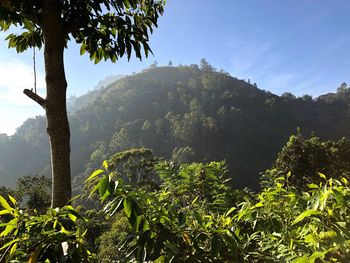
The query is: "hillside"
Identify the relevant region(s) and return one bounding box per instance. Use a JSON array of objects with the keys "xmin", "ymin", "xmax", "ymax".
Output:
[{"xmin": 1, "ymin": 64, "xmax": 350, "ymax": 189}]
